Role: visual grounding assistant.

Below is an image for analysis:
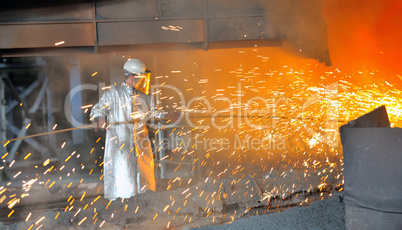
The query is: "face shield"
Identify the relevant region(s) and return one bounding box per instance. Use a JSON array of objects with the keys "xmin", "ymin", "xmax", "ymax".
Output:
[{"xmin": 131, "ymin": 70, "xmax": 151, "ymax": 95}]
